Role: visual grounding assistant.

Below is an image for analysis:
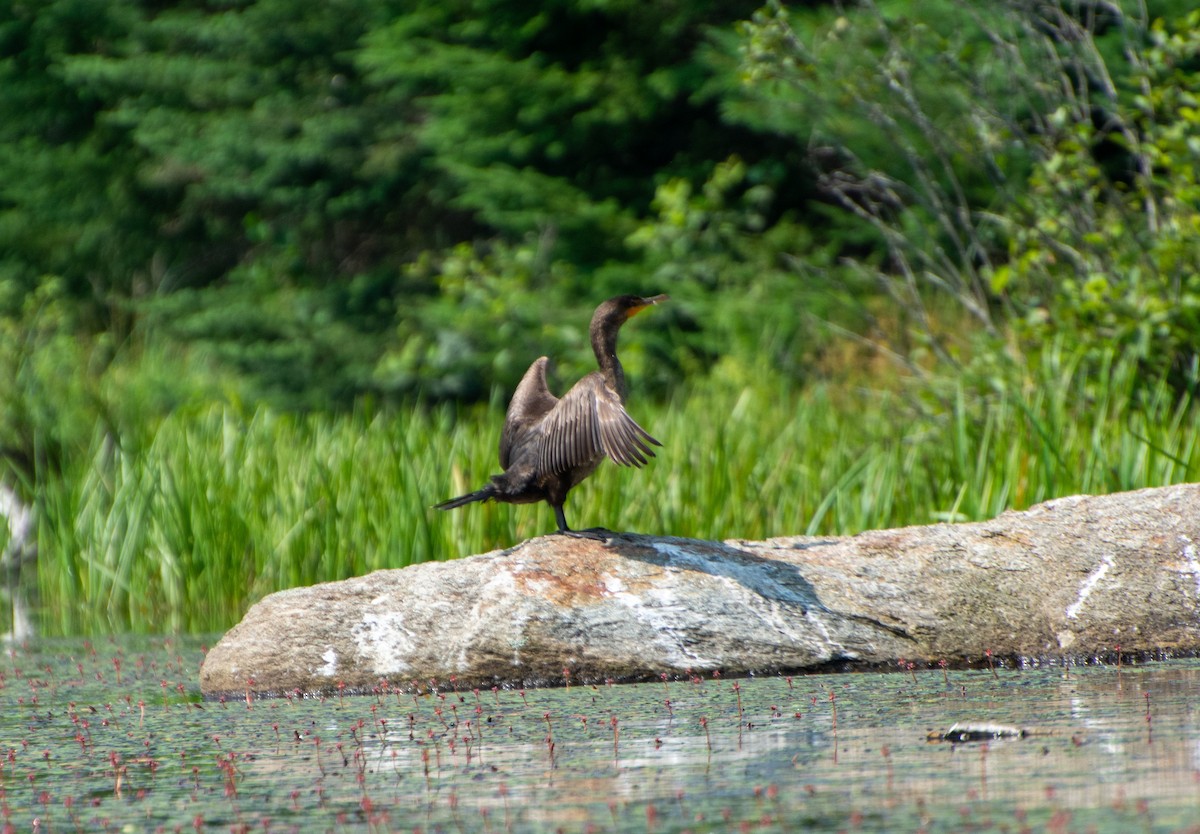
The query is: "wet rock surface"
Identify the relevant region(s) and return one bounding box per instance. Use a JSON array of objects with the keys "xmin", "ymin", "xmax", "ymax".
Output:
[{"xmin": 200, "ymin": 483, "xmax": 1200, "ymax": 697}]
